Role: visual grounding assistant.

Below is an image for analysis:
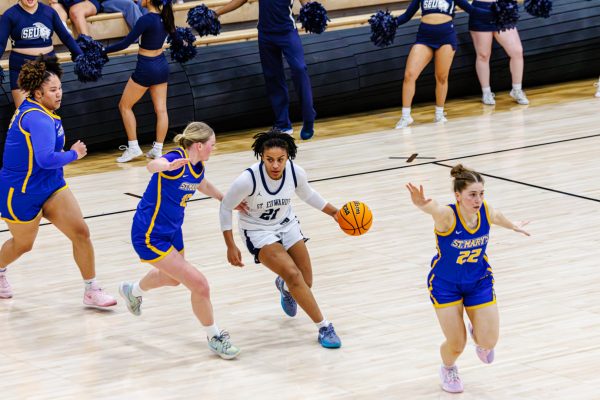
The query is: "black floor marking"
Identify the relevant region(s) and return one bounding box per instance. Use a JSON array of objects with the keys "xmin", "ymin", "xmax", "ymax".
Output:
[
  {"xmin": 2, "ymin": 134, "xmax": 598, "ymax": 233},
  {"xmin": 124, "ymin": 192, "xmax": 142, "ymax": 199},
  {"xmin": 433, "ymin": 162, "xmax": 600, "ymax": 203}
]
